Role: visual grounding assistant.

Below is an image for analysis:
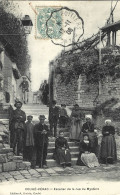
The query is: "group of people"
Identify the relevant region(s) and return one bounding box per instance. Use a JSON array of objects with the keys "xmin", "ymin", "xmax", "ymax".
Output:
[
  {"xmin": 9, "ymin": 100, "xmax": 117, "ymax": 169},
  {"xmin": 9, "ymin": 100, "xmax": 49, "ymax": 168},
  {"xmin": 49, "ymin": 101, "xmax": 117, "ymax": 168}
]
